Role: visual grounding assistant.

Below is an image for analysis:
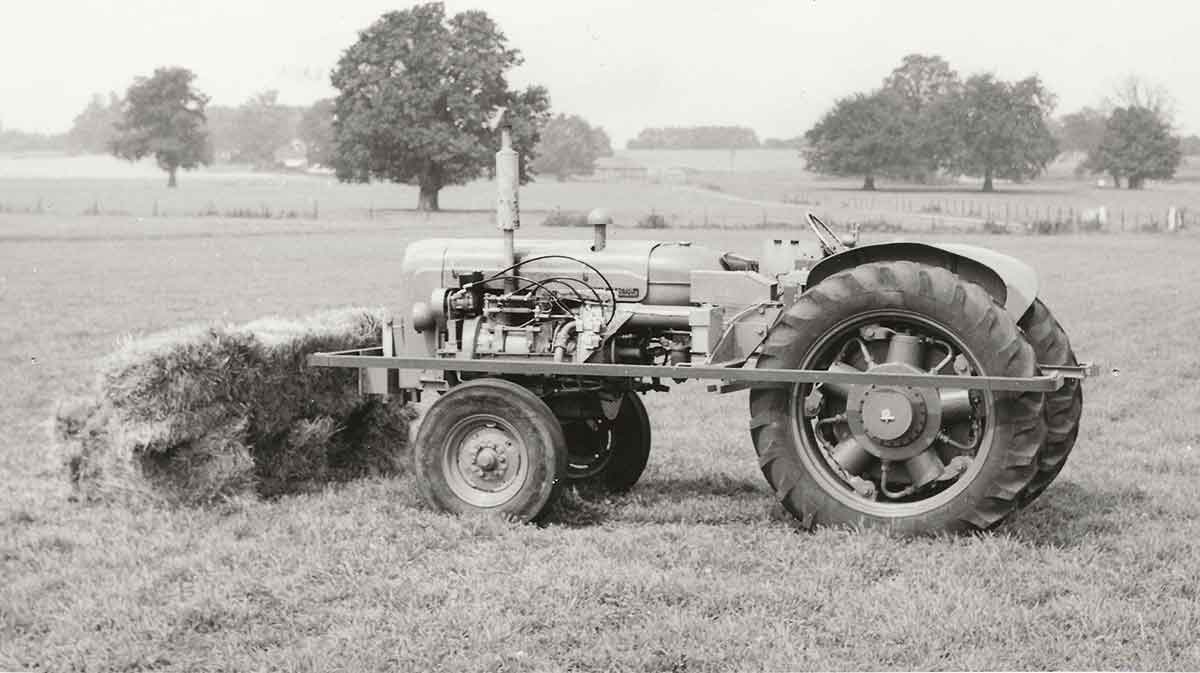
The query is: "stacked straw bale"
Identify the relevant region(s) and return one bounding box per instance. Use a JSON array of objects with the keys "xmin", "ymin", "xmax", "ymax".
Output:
[{"xmin": 53, "ymin": 308, "xmax": 415, "ymax": 505}]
